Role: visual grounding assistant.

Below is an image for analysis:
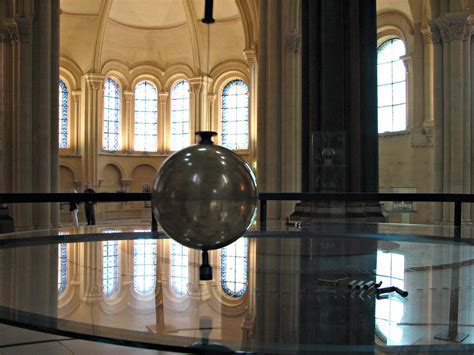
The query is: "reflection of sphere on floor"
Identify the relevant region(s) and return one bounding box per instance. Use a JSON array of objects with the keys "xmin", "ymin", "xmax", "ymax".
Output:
[{"xmin": 152, "ymin": 132, "xmax": 258, "ymax": 252}]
